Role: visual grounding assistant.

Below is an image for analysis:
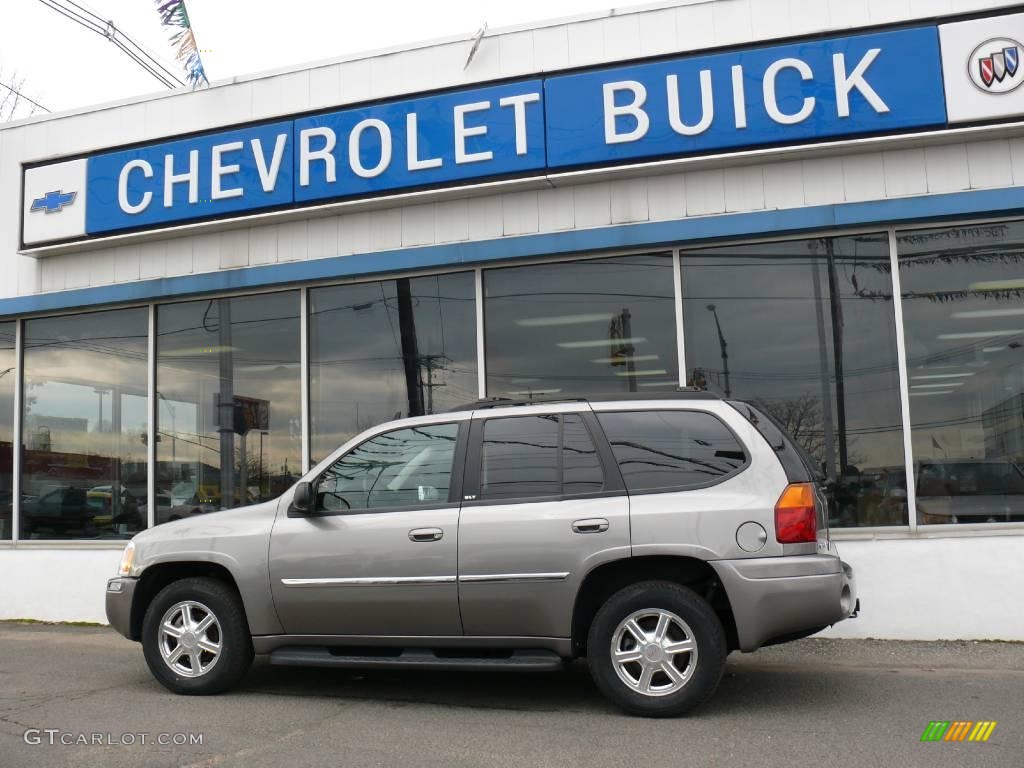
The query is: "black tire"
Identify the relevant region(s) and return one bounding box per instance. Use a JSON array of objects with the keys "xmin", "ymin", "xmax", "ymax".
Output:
[
  {"xmin": 141, "ymin": 576, "xmax": 253, "ymax": 695},
  {"xmin": 587, "ymin": 580, "xmax": 726, "ymax": 717}
]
